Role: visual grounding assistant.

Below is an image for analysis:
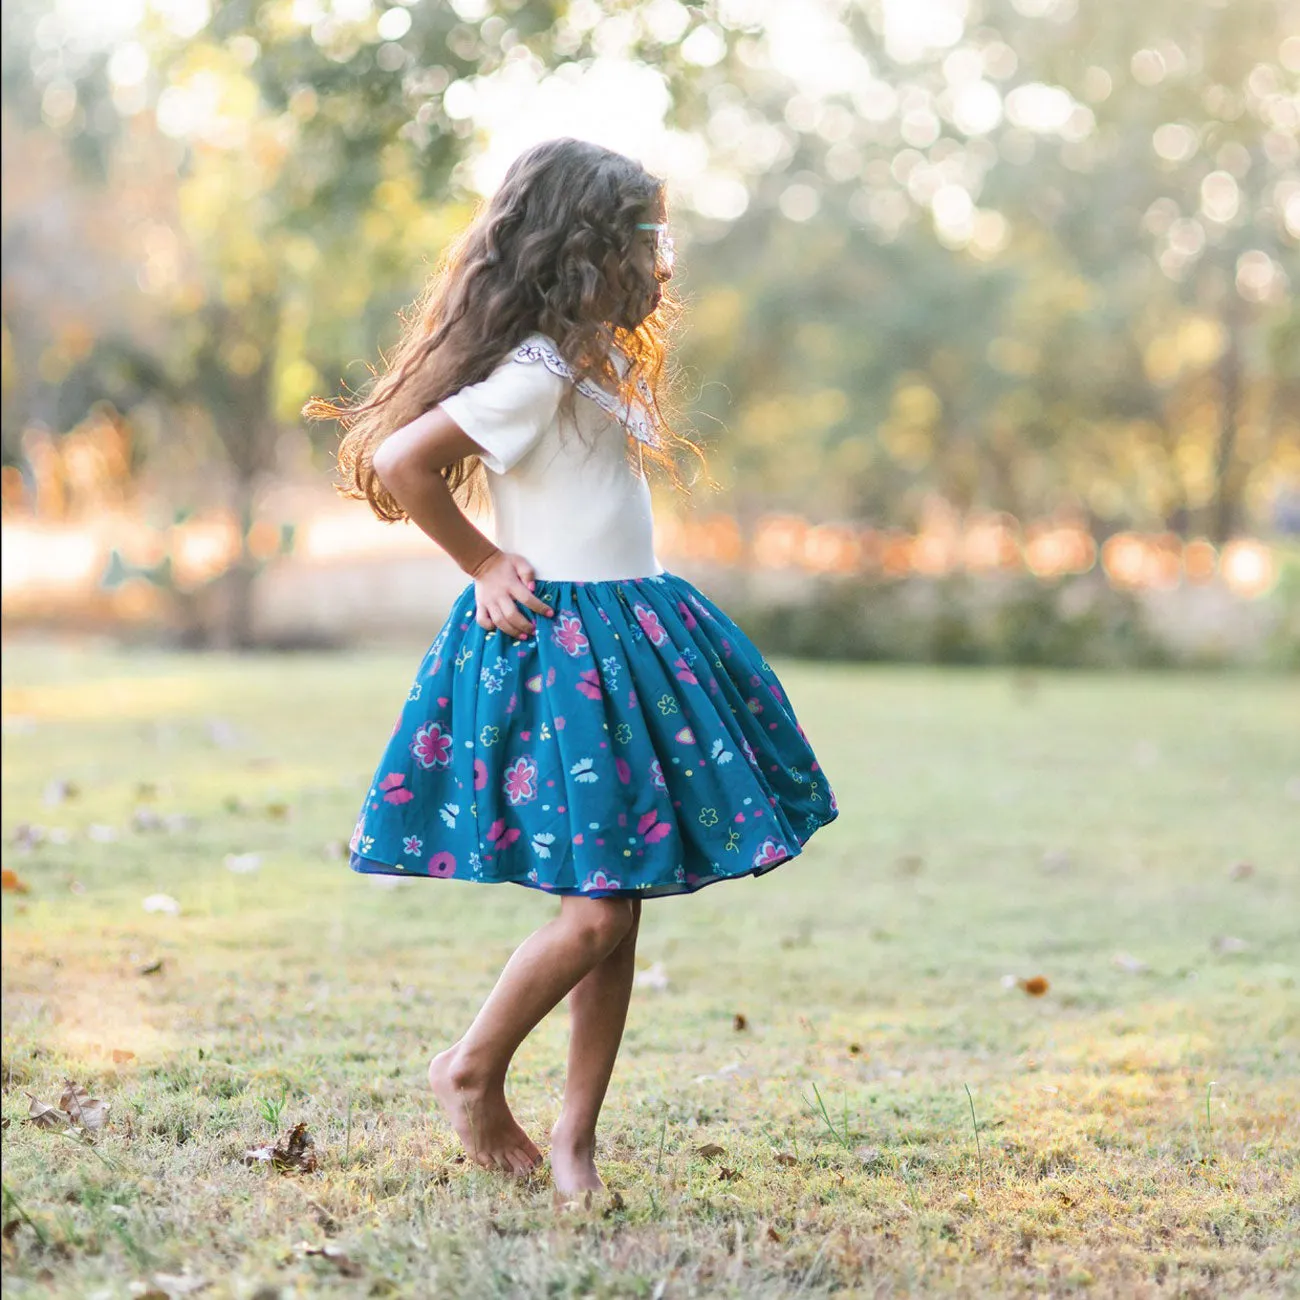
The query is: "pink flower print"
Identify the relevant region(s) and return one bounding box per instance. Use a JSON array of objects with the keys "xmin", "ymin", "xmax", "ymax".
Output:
[
  {"xmin": 634, "ymin": 603, "xmax": 668, "ymax": 646},
  {"xmin": 474, "ymin": 758, "xmax": 488, "ymax": 790},
  {"xmin": 829, "ymin": 787, "xmax": 839, "ymax": 814},
  {"xmin": 576, "ymin": 668, "xmax": 602, "ymax": 700},
  {"xmin": 752, "ymin": 838, "xmax": 788, "ymax": 869},
  {"xmin": 503, "ymin": 756, "xmax": 539, "ymax": 806},
  {"xmin": 769, "ymin": 683, "xmax": 786, "ymax": 705},
  {"xmin": 487, "ymin": 818, "xmax": 521, "ymax": 850},
  {"xmin": 637, "ymin": 810, "xmax": 672, "ymax": 844},
  {"xmin": 721, "ymin": 637, "xmax": 733, "ymax": 658},
  {"xmin": 747, "ymin": 697, "xmax": 764, "ymax": 715},
  {"xmin": 411, "ymin": 721, "xmax": 453, "ymax": 770},
  {"xmin": 677, "ymin": 600, "xmax": 697, "ymax": 630},
  {"xmin": 552, "ymin": 612, "xmax": 589, "ymax": 657},
  {"xmin": 615, "ymin": 757, "xmax": 631, "ymax": 784},
  {"xmin": 583, "ymin": 869, "xmax": 622, "ymax": 892},
  {"xmin": 650, "ymin": 760, "xmax": 666, "ymax": 790},
  {"xmin": 427, "ymin": 851, "xmax": 457, "ymax": 877},
  {"xmin": 673, "ymin": 657, "xmax": 698, "ymax": 685},
  {"xmin": 403, "ymin": 835, "xmax": 423, "ymax": 855}
]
